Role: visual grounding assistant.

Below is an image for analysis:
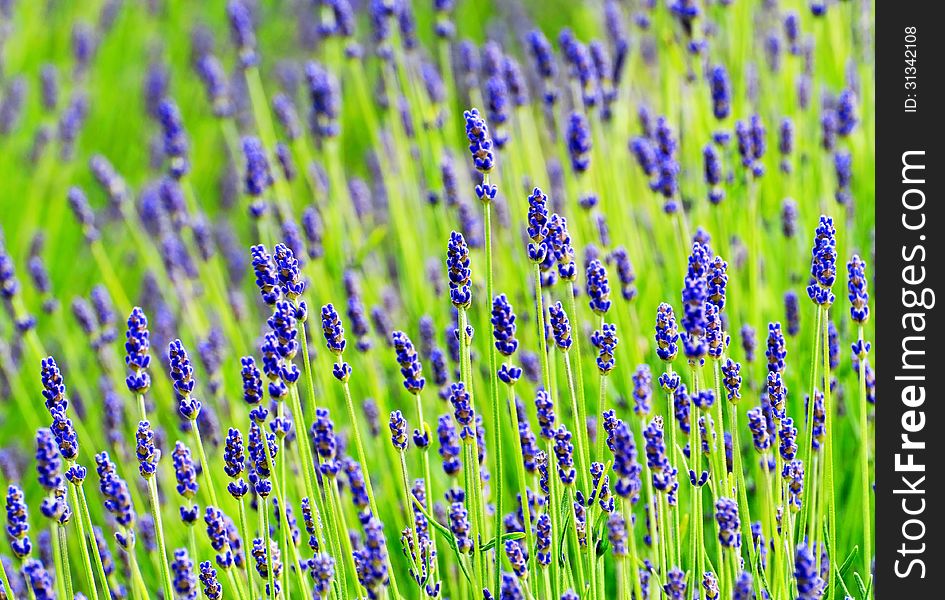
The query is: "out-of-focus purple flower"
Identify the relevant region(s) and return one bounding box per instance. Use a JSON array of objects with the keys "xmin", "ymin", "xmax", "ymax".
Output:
[
  {"xmin": 709, "ymin": 65, "xmax": 731, "ymax": 120},
  {"xmin": 227, "ymin": 0, "xmax": 257, "ymax": 68},
  {"xmin": 242, "ymin": 137, "xmax": 273, "ymax": 198},
  {"xmin": 566, "ymin": 111, "xmax": 592, "ymax": 173}
]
